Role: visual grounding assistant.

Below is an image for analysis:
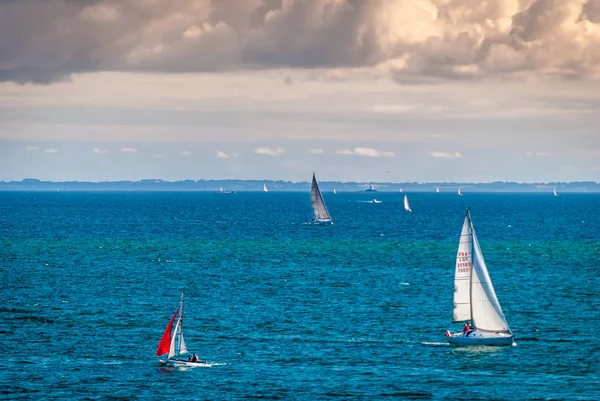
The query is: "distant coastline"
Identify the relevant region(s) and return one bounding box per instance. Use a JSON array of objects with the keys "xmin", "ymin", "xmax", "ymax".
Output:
[{"xmin": 0, "ymin": 179, "xmax": 599, "ymax": 192}]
